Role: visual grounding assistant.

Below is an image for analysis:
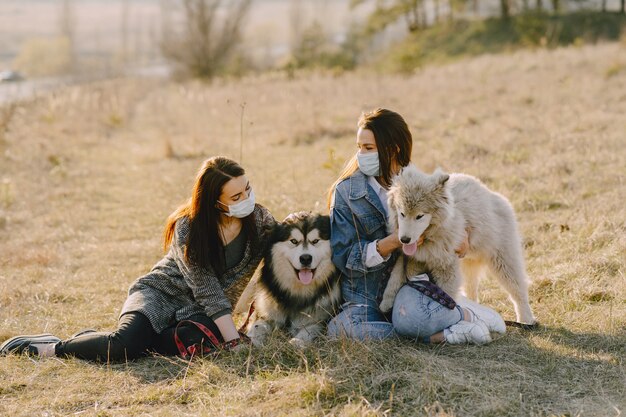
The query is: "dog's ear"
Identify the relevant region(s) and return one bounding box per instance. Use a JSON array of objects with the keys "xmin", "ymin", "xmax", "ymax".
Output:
[
  {"xmin": 262, "ymin": 223, "xmax": 275, "ymax": 238},
  {"xmin": 315, "ymin": 214, "xmax": 331, "ymax": 239},
  {"xmin": 386, "ymin": 191, "xmax": 399, "ymax": 233},
  {"xmin": 433, "ymin": 168, "xmax": 449, "ymax": 189},
  {"xmin": 394, "ymin": 165, "xmax": 406, "ymax": 179},
  {"xmin": 386, "ymin": 187, "xmax": 395, "ymax": 210},
  {"xmin": 265, "ymin": 221, "xmax": 287, "ymax": 246}
]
